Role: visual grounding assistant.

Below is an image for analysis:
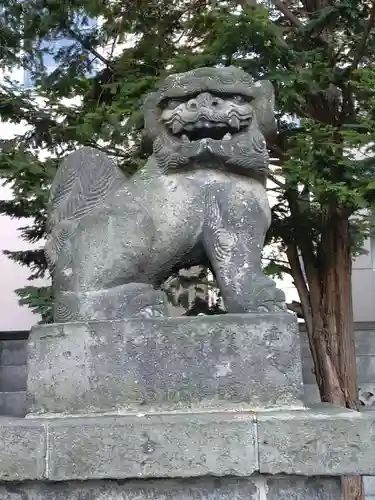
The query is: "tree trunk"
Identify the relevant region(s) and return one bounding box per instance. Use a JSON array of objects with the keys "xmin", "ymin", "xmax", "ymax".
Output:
[
  {"xmin": 319, "ymin": 210, "xmax": 363, "ymax": 500},
  {"xmin": 315, "ymin": 208, "xmax": 357, "ymax": 408},
  {"xmin": 288, "ymin": 207, "xmax": 364, "ymax": 500},
  {"xmin": 342, "ymin": 477, "xmax": 365, "ymax": 500}
]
